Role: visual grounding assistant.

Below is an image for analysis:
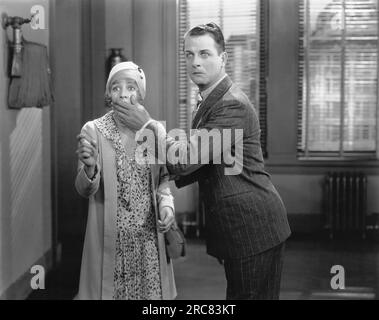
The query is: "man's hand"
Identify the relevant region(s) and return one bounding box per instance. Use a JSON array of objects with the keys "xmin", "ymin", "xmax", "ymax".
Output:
[
  {"xmin": 112, "ymin": 95, "xmax": 152, "ymax": 132},
  {"xmin": 158, "ymin": 207, "xmax": 175, "ymax": 233}
]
